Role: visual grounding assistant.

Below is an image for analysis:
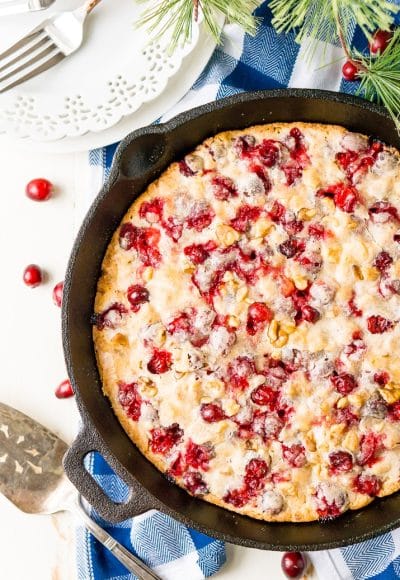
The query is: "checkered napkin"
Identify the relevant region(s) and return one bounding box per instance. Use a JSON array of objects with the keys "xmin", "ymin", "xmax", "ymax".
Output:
[{"xmin": 82, "ymin": 2, "xmax": 400, "ymax": 579}]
